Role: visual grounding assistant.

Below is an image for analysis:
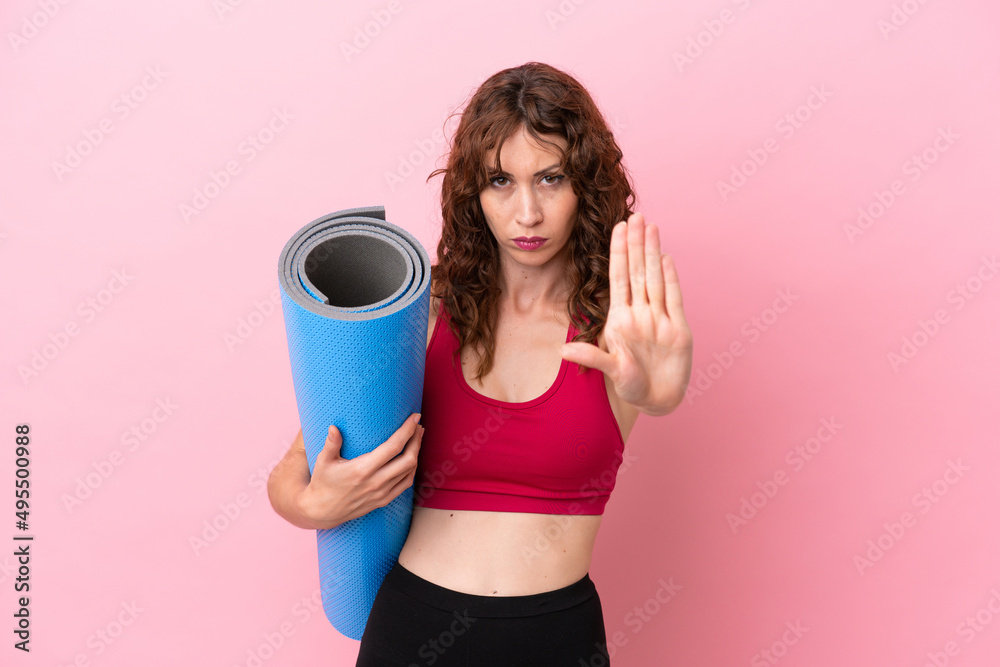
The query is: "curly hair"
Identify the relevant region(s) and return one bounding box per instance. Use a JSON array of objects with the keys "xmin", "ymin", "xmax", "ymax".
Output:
[{"xmin": 427, "ymin": 62, "xmax": 636, "ymax": 382}]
